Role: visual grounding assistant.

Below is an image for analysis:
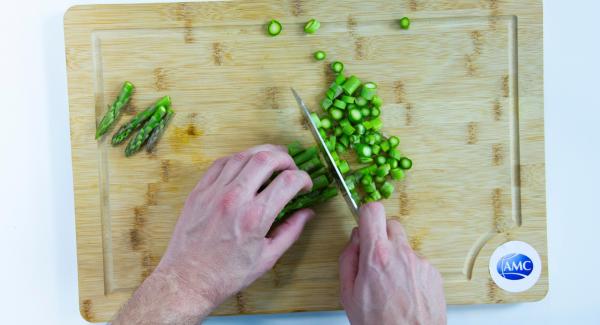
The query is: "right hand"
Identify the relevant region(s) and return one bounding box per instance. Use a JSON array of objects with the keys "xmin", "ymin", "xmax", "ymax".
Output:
[{"xmin": 339, "ymin": 202, "xmax": 447, "ymax": 325}]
